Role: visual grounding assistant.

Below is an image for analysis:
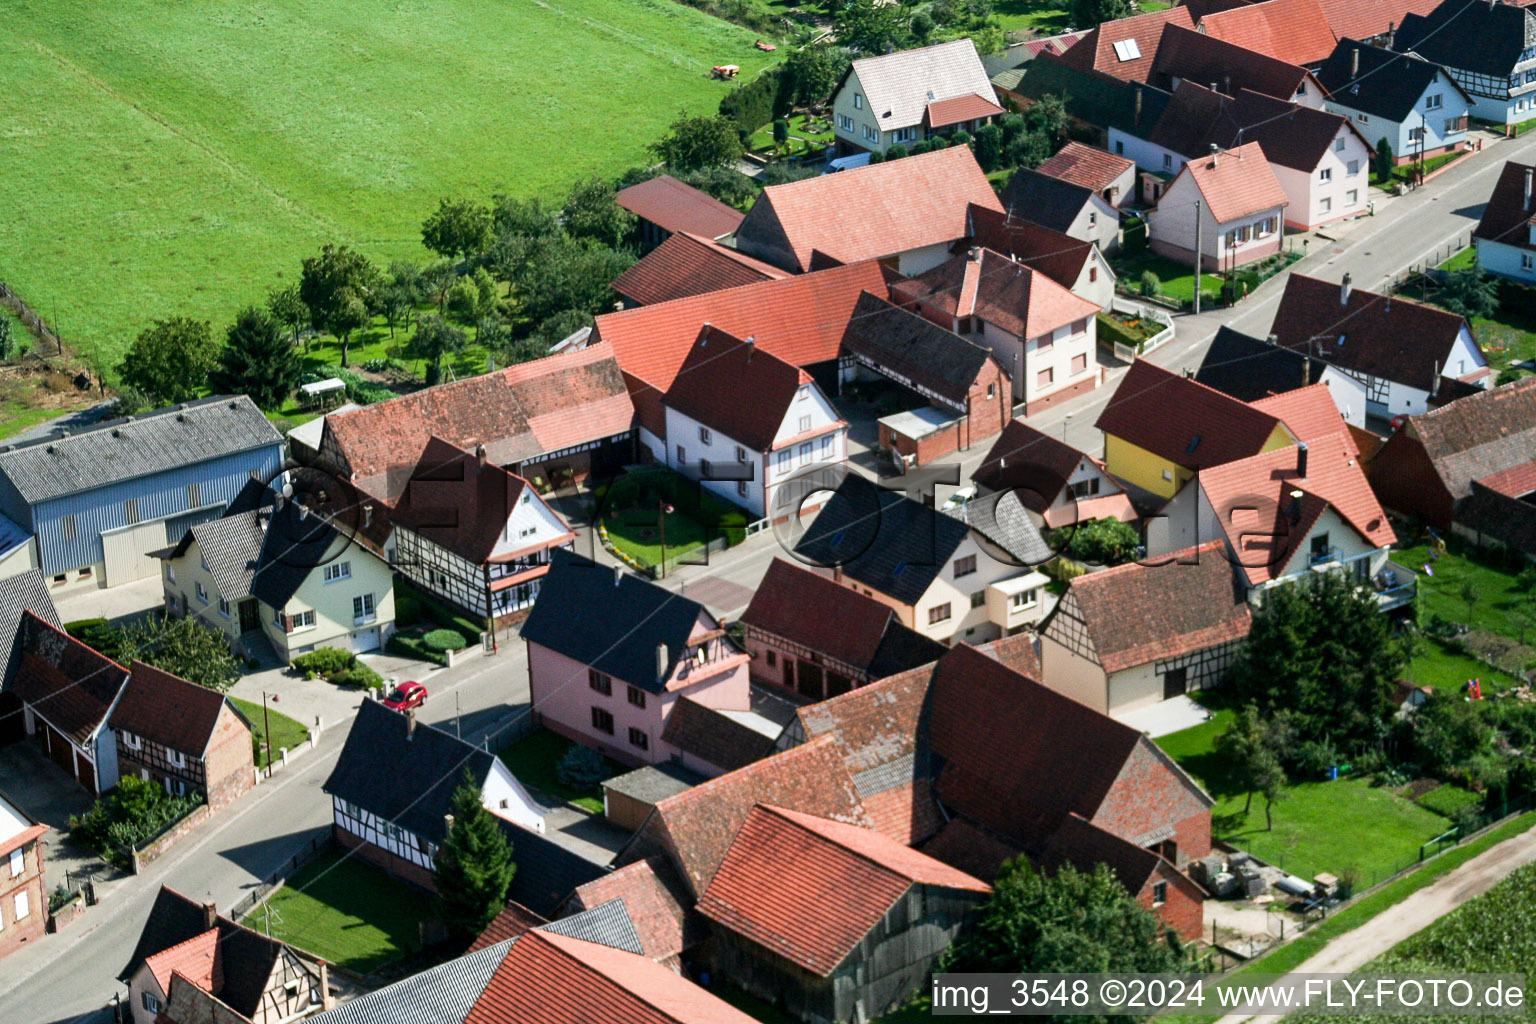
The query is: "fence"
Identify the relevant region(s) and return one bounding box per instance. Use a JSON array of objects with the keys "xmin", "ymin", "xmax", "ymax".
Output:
[
  {"xmin": 229, "ymin": 832, "xmax": 334, "ymax": 922},
  {"xmin": 1105, "ymin": 298, "xmax": 1175, "ymax": 360},
  {"xmin": 0, "ymin": 278, "xmax": 63, "ymax": 356}
]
